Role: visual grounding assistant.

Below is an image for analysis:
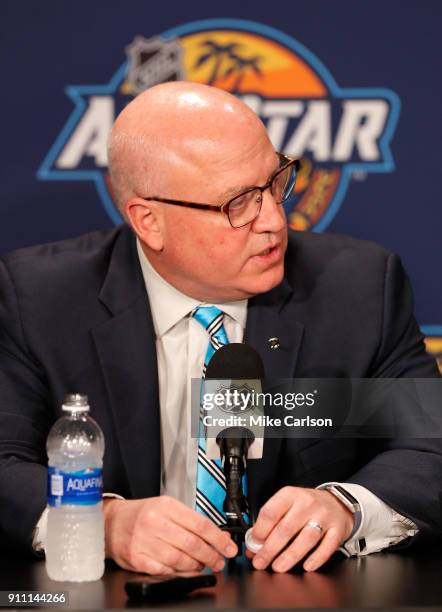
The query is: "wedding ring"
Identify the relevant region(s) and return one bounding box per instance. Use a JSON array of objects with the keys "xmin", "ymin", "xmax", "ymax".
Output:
[{"xmin": 306, "ymin": 520, "xmax": 324, "ymax": 535}]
